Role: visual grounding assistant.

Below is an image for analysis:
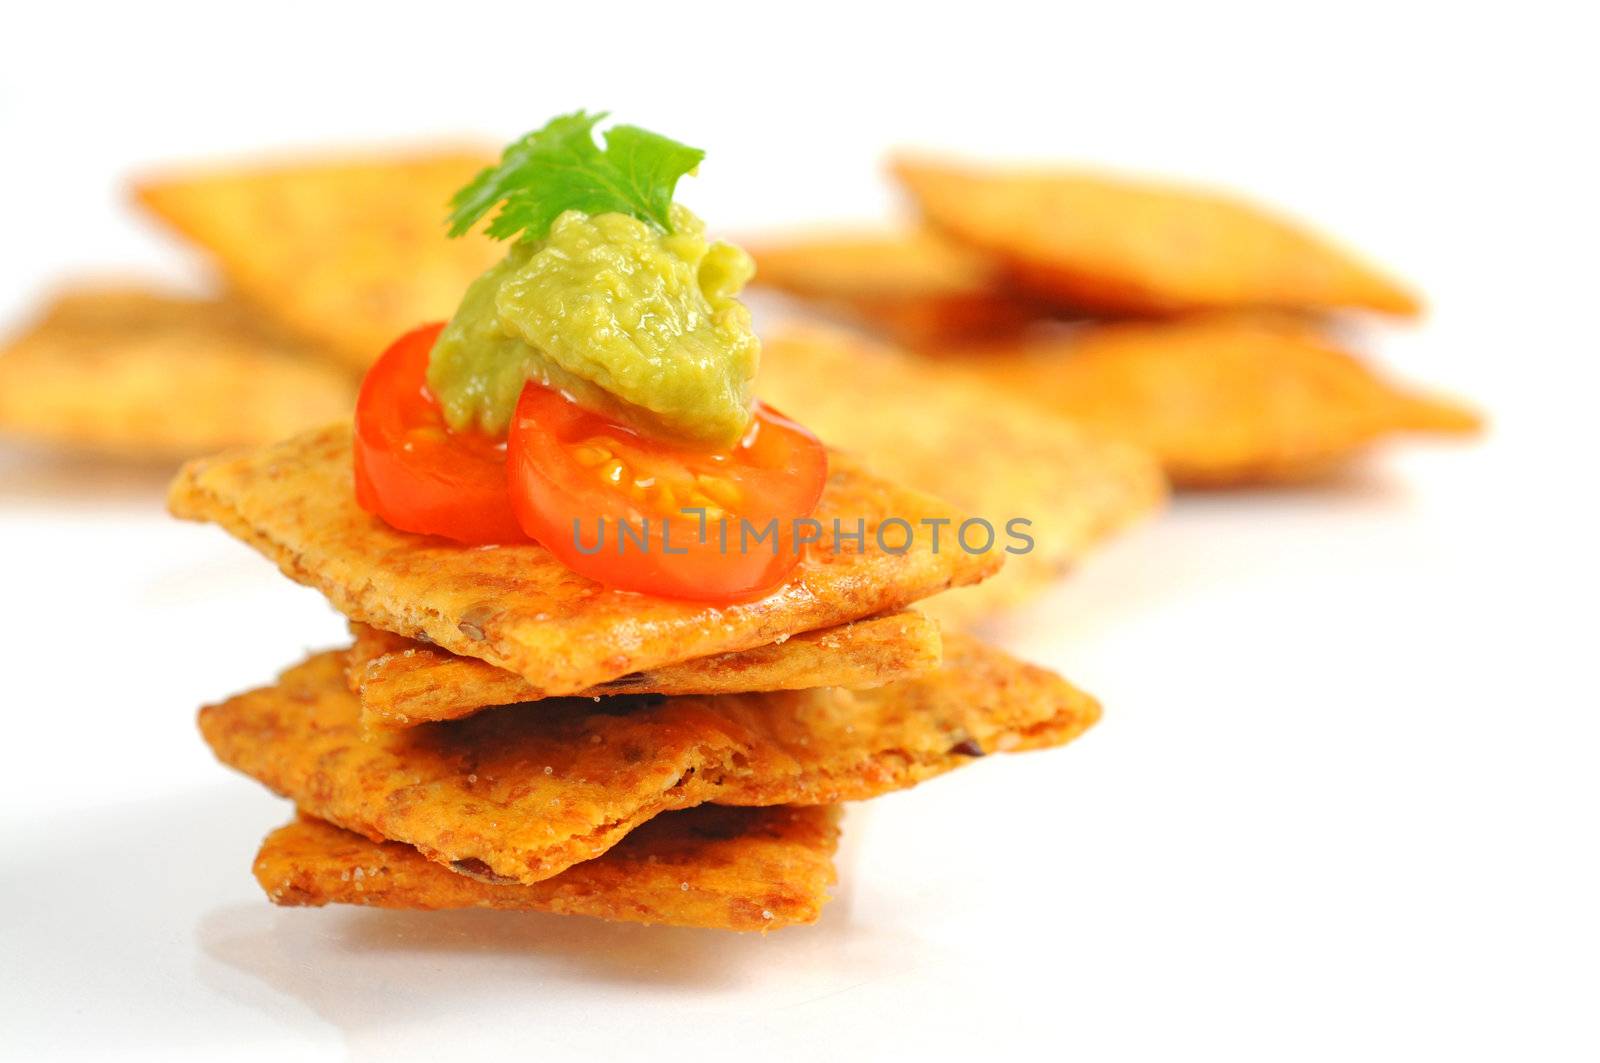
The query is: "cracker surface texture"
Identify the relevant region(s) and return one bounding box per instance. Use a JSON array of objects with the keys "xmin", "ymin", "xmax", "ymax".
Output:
[
  {"xmin": 348, "ymin": 611, "xmax": 942, "ymax": 728},
  {"xmin": 169, "ymin": 422, "xmax": 998, "ymax": 694},
  {"xmin": 257, "ymin": 806, "xmax": 839, "ymax": 931},
  {"xmin": 200, "ymin": 635, "xmax": 1098, "ymax": 884}
]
